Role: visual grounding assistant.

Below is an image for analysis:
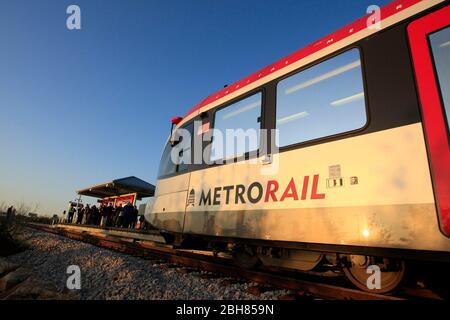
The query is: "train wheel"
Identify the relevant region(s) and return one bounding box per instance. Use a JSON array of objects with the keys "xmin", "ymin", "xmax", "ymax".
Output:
[
  {"xmin": 232, "ymin": 245, "xmax": 260, "ymax": 269},
  {"xmin": 342, "ymin": 255, "xmax": 405, "ymax": 294}
]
